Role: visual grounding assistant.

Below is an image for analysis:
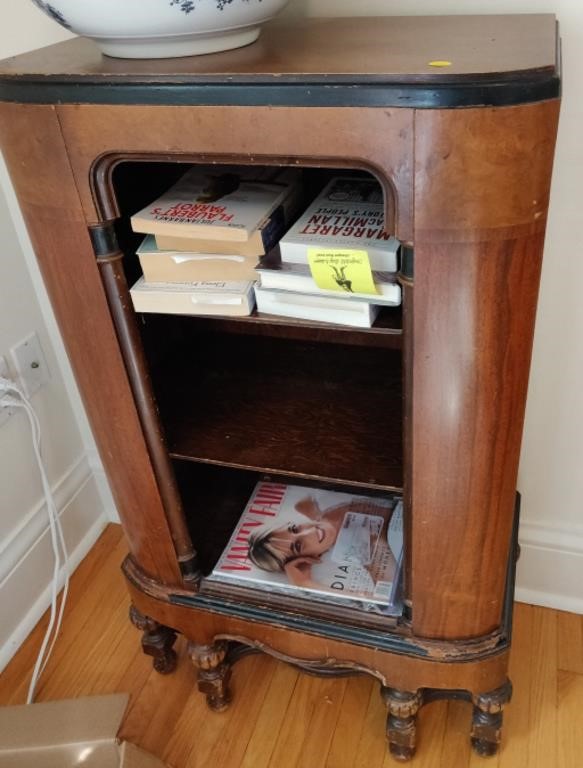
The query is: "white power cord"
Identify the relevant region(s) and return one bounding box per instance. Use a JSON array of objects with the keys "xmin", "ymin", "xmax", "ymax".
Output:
[{"xmin": 0, "ymin": 374, "xmax": 69, "ymax": 703}]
